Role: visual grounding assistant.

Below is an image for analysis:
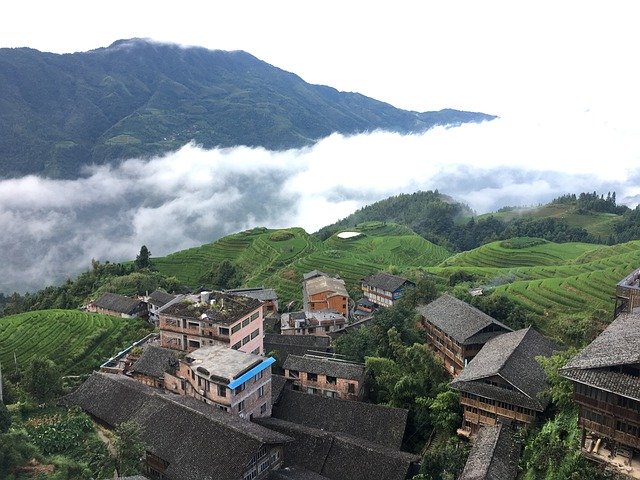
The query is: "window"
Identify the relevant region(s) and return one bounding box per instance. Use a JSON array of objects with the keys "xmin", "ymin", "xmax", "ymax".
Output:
[
  {"xmin": 258, "ymin": 385, "xmax": 265, "ymax": 398},
  {"xmin": 232, "ymin": 342, "xmax": 241, "ymax": 350},
  {"xmin": 242, "ymin": 318, "xmax": 250, "ymax": 328},
  {"xmin": 250, "ymin": 311, "xmax": 259, "ymax": 322},
  {"xmin": 261, "ymin": 403, "xmax": 267, "ymax": 414},
  {"xmin": 218, "ymin": 385, "xmax": 226, "ymax": 397},
  {"xmin": 238, "ymin": 400, "xmax": 245, "ymax": 412},
  {"xmin": 255, "ymin": 370, "xmax": 263, "ymax": 381},
  {"xmin": 348, "ymin": 383, "xmax": 355, "ymax": 394},
  {"xmin": 307, "ymin": 372, "xmax": 318, "ymax": 381},
  {"xmin": 326, "ymin": 375, "xmax": 336, "ymax": 385},
  {"xmin": 219, "ymin": 327, "xmax": 229, "ymax": 336},
  {"xmin": 231, "ymin": 323, "xmax": 241, "ymax": 334},
  {"xmin": 288, "ymin": 369, "xmax": 299, "ymax": 379},
  {"xmin": 242, "ymin": 335, "xmax": 250, "ymax": 345},
  {"xmin": 235, "ymin": 383, "xmax": 245, "ymax": 395},
  {"xmin": 251, "ymin": 329, "xmax": 259, "ymax": 339},
  {"xmin": 259, "ymin": 461, "xmax": 269, "ymax": 473}
]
